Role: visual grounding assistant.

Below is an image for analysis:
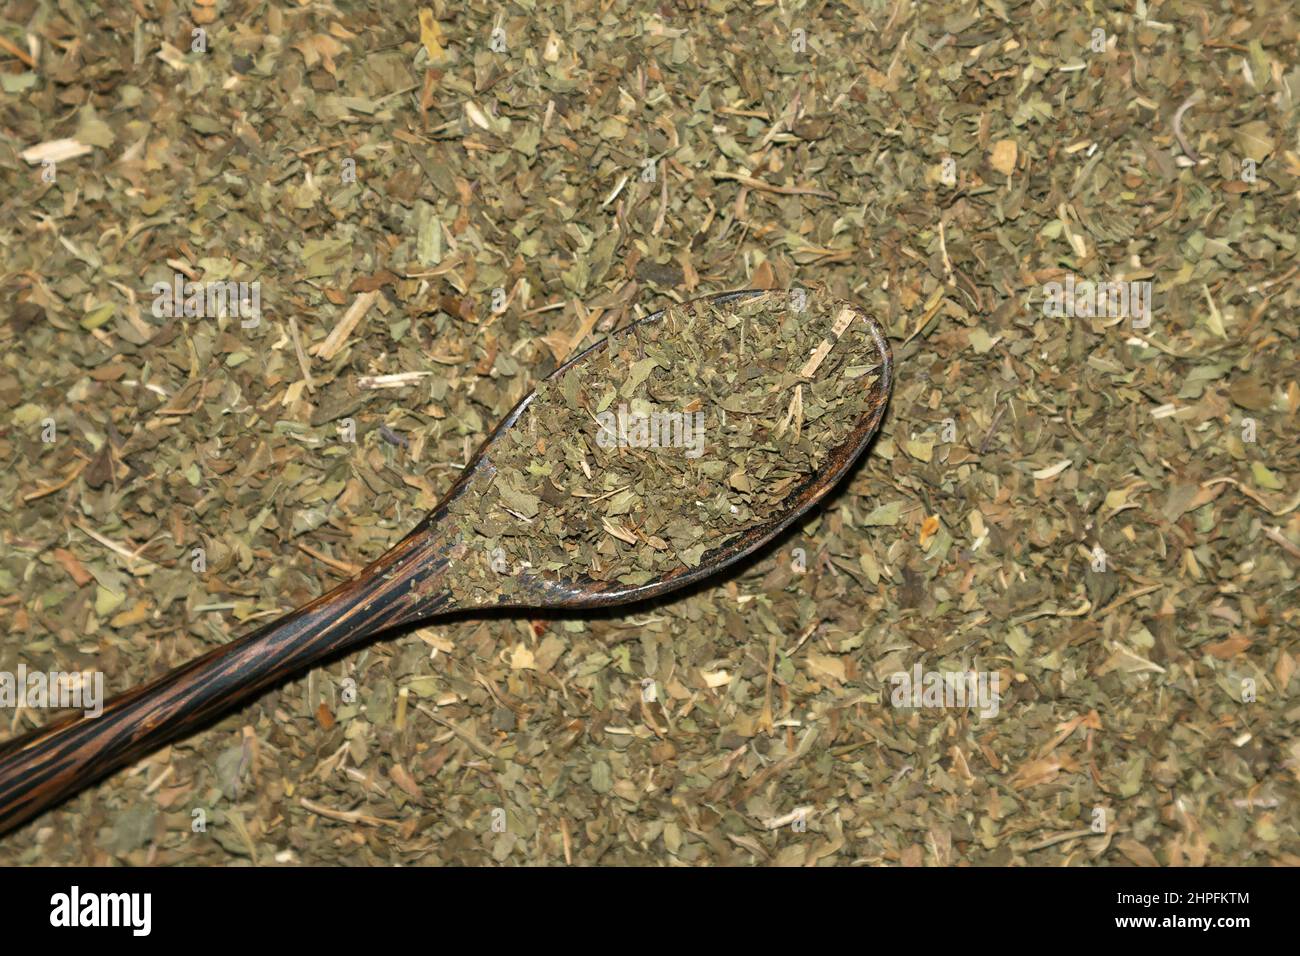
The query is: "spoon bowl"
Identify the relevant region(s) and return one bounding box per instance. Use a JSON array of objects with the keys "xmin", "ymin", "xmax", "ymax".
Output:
[{"xmin": 423, "ymin": 288, "xmax": 894, "ymax": 610}]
